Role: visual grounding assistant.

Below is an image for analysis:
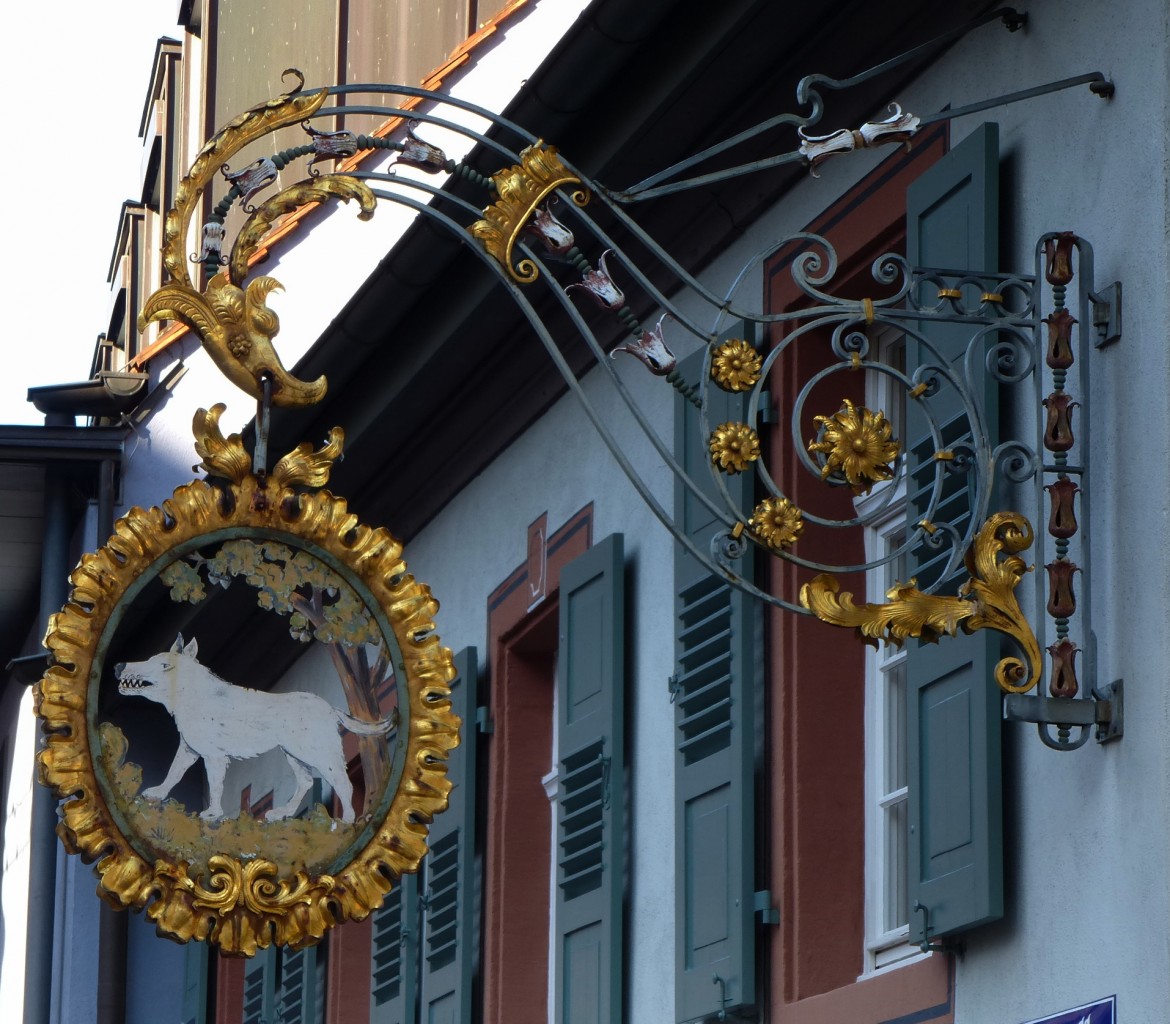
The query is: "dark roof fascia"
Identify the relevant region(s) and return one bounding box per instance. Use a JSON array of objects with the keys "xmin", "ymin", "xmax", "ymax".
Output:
[
  {"xmin": 0, "ymin": 424, "xmax": 126, "ymax": 463},
  {"xmin": 106, "ymin": 201, "xmax": 147, "ymax": 285},
  {"xmin": 139, "ymin": 37, "xmax": 183, "ymax": 139}
]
